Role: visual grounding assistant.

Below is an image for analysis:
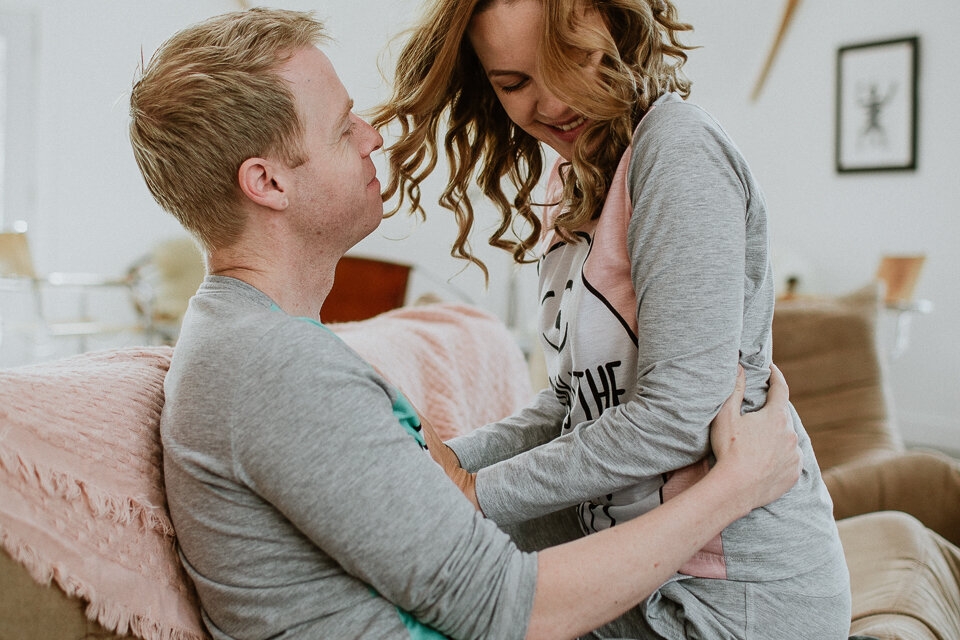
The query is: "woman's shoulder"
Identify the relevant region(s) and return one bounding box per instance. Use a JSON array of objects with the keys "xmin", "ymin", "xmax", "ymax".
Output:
[
  {"xmin": 632, "ymin": 93, "xmax": 732, "ymax": 151},
  {"xmin": 626, "ymin": 94, "xmax": 747, "ymax": 180}
]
